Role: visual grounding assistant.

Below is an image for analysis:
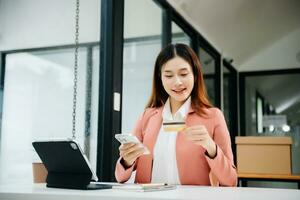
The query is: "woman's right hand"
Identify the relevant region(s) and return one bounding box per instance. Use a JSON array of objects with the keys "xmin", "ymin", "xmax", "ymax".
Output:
[{"xmin": 119, "ymin": 143, "xmax": 146, "ymax": 168}]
